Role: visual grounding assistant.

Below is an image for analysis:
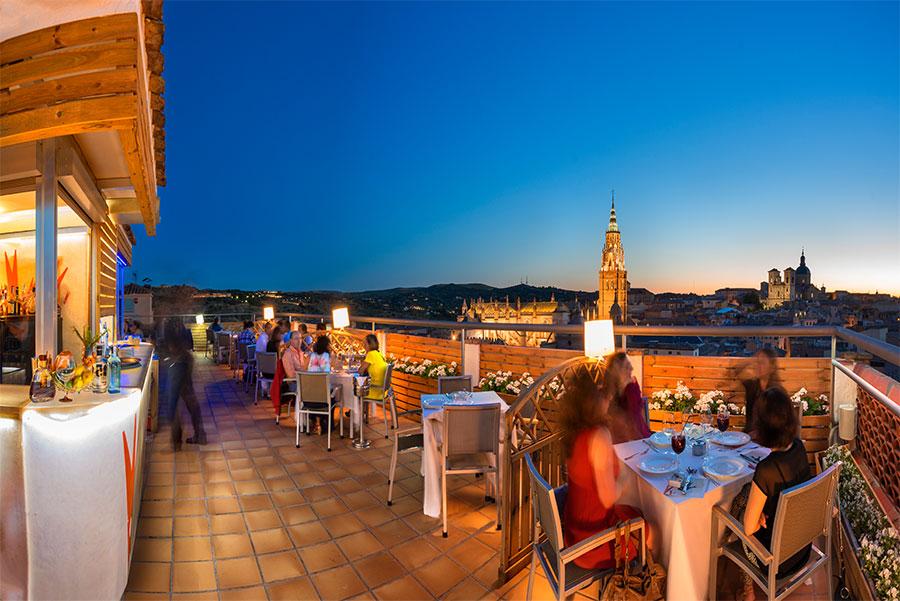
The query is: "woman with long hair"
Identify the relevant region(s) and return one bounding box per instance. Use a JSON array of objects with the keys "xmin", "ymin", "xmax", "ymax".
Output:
[
  {"xmin": 741, "ymin": 347, "xmax": 782, "ymax": 434},
  {"xmin": 601, "ymin": 351, "xmax": 651, "ymax": 443},
  {"xmin": 560, "ymin": 367, "xmax": 645, "ymax": 569}
]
